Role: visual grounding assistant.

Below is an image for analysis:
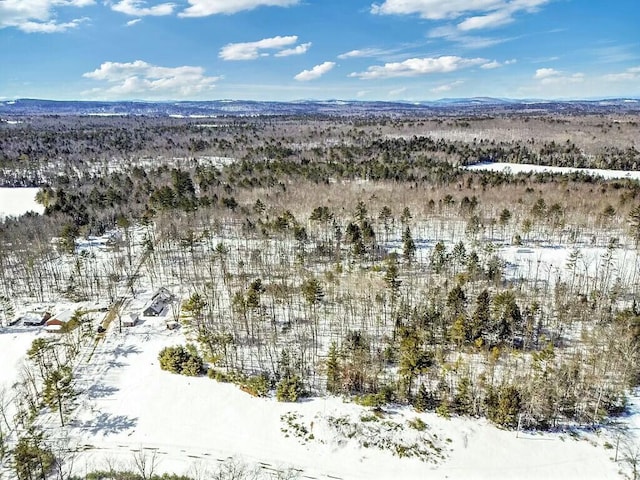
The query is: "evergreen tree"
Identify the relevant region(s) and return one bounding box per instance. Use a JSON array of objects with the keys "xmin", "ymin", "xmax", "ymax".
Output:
[
  {"xmin": 354, "ymin": 200, "xmax": 368, "ymax": 224},
  {"xmin": 453, "ymin": 375, "xmax": 474, "ymax": 415},
  {"xmin": 430, "ymin": 241, "xmax": 448, "ymax": 274},
  {"xmin": 402, "ymin": 226, "xmax": 416, "ymax": 262},
  {"xmin": 486, "ymin": 384, "xmax": 521, "ymax": 427},
  {"xmin": 43, "ymin": 366, "xmax": 74, "ymax": 426},
  {"xmin": 492, "ymin": 291, "xmax": 522, "ymax": 345},
  {"xmin": 471, "ymin": 289, "xmax": 491, "ymax": 342},
  {"xmin": 14, "ymin": 430, "xmax": 55, "ymax": 480},
  {"xmin": 446, "ymin": 284, "xmax": 467, "ymax": 318},
  {"xmin": 413, "ymin": 383, "xmax": 437, "ymax": 412},
  {"xmin": 301, "ymin": 278, "xmax": 324, "ymax": 306},
  {"xmin": 326, "ymin": 342, "xmax": 342, "ymax": 394},
  {"xmin": 400, "ymin": 206, "xmax": 412, "ymax": 225},
  {"xmin": 379, "ymin": 205, "xmax": 393, "ymax": 242},
  {"xmin": 397, "ymin": 326, "xmax": 433, "ymax": 399},
  {"xmin": 383, "ymin": 255, "xmax": 402, "ymax": 297}
]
